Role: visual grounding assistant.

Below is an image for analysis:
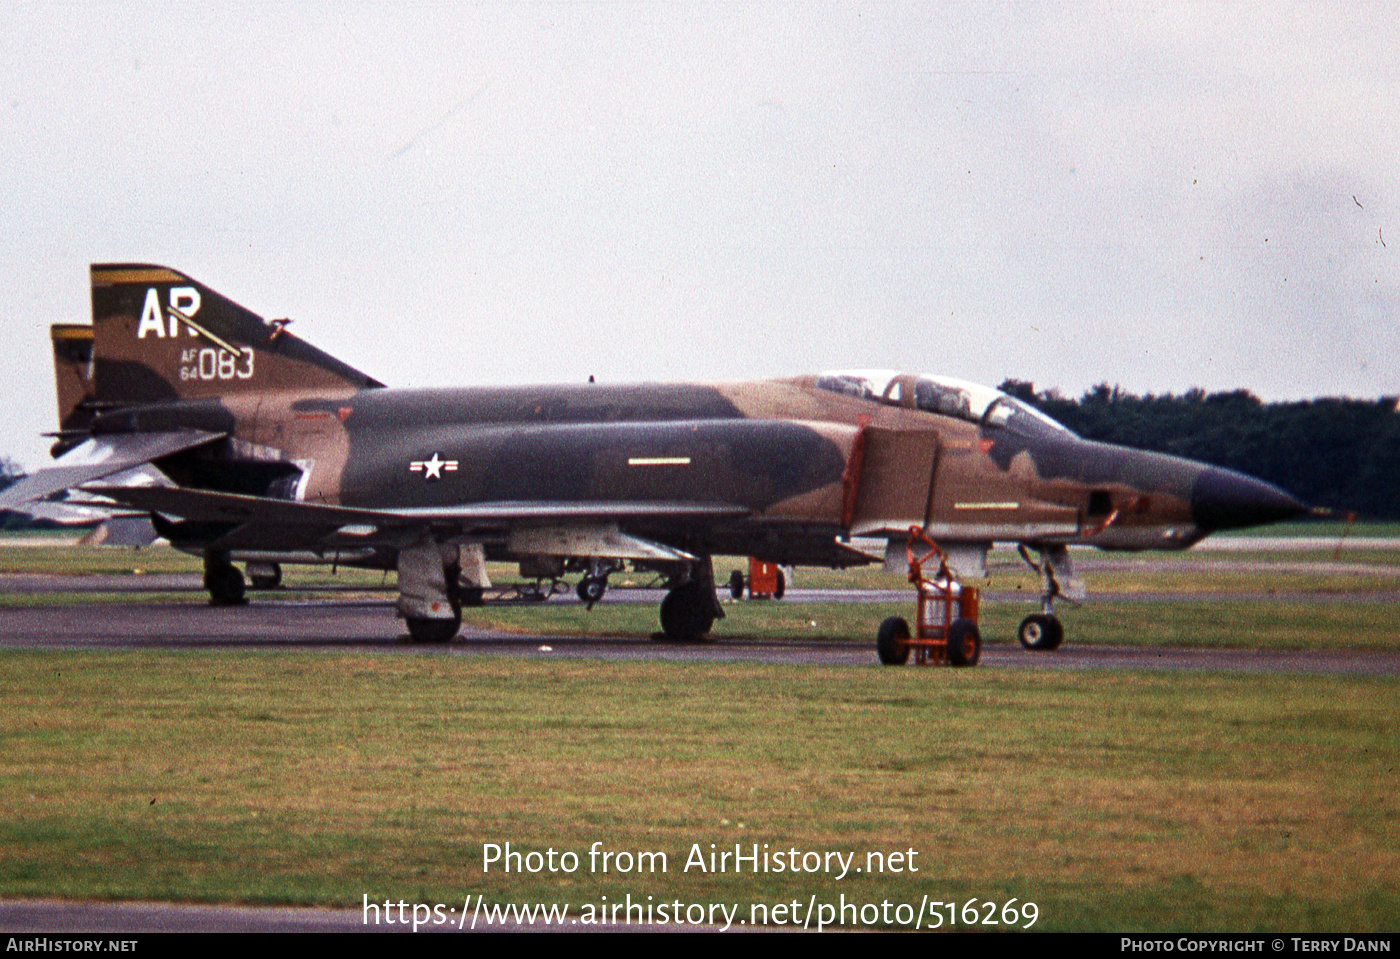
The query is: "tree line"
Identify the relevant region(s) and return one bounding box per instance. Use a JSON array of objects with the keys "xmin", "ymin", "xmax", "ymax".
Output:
[{"xmin": 1000, "ymin": 380, "xmax": 1400, "ymax": 520}]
